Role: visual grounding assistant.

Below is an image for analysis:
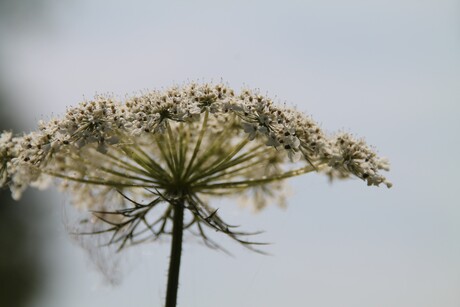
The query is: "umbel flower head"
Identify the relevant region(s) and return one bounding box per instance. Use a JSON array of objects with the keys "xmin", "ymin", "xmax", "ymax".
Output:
[{"xmin": 0, "ymin": 82, "xmax": 391, "ymax": 251}]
